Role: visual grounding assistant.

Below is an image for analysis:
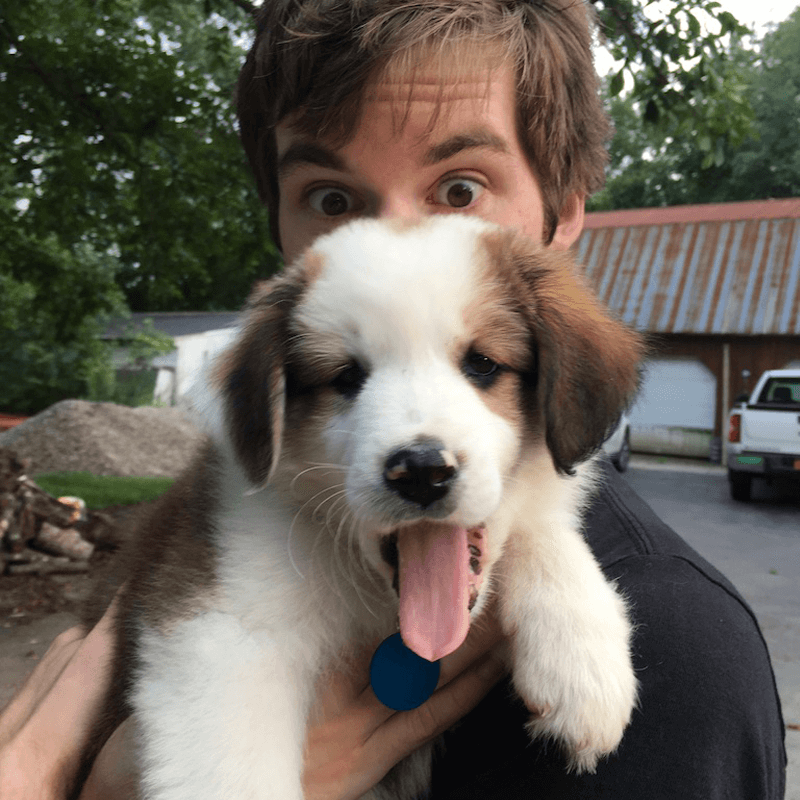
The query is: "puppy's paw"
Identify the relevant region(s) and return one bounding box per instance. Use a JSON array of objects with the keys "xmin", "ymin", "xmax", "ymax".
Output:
[{"xmin": 513, "ymin": 644, "xmax": 638, "ymax": 773}]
